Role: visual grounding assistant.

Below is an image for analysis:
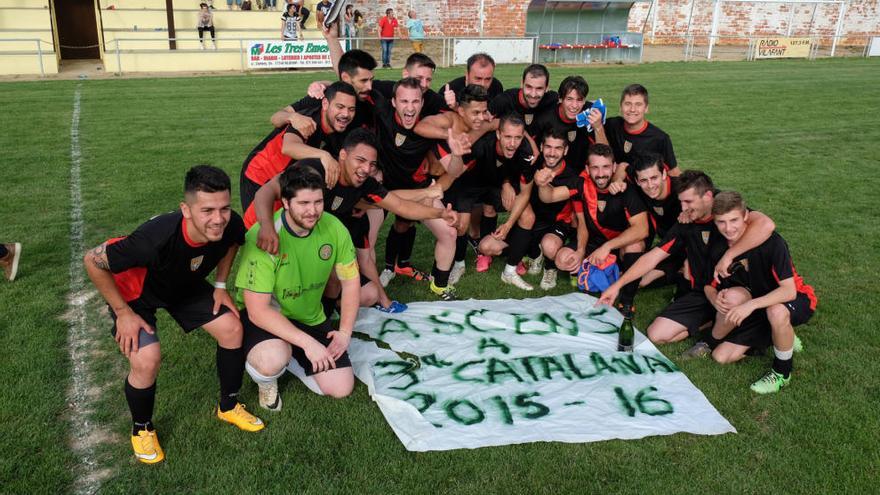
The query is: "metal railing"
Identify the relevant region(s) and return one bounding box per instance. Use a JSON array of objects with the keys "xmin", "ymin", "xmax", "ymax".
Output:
[
  {"xmin": 526, "ymin": 31, "xmax": 645, "ymax": 64},
  {"xmin": 0, "ymin": 38, "xmax": 52, "ymax": 76}
]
